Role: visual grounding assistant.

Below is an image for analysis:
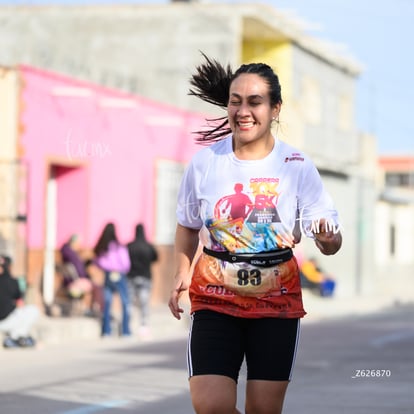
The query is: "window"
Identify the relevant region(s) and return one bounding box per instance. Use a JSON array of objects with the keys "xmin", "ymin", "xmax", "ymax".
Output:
[{"xmin": 385, "ymin": 172, "xmax": 414, "ymax": 188}]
